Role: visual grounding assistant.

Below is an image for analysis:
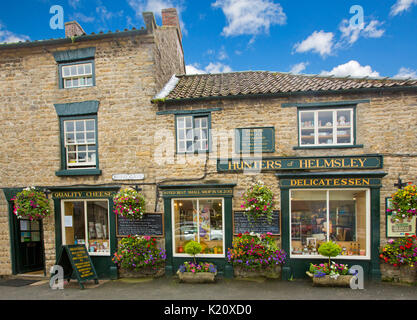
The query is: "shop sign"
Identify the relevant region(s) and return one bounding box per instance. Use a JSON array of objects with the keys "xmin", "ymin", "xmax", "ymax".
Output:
[
  {"xmin": 52, "ymin": 191, "xmax": 115, "ymax": 199},
  {"xmin": 112, "ymin": 173, "xmax": 145, "ymax": 181},
  {"xmin": 280, "ymin": 177, "xmax": 382, "ymax": 188},
  {"xmin": 161, "ymin": 188, "xmax": 233, "ymax": 197},
  {"xmin": 56, "ymin": 244, "xmax": 99, "ymax": 289},
  {"xmin": 235, "ymin": 127, "xmax": 275, "ymax": 153},
  {"xmin": 386, "ymin": 198, "xmax": 417, "ymax": 237},
  {"xmin": 217, "ymin": 155, "xmax": 383, "ymax": 172}
]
